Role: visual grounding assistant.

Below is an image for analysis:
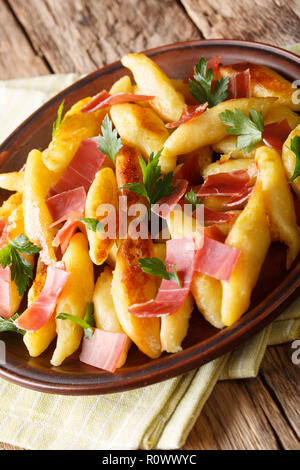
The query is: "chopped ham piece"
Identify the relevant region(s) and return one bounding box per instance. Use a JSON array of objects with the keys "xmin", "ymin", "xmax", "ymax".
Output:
[
  {"xmin": 49, "ymin": 138, "xmax": 107, "ymax": 195},
  {"xmin": 165, "ymin": 103, "xmax": 208, "ymax": 129},
  {"xmin": 173, "ymin": 153, "xmax": 204, "ymax": 186},
  {"xmin": 262, "ymin": 119, "xmax": 292, "ymax": 150},
  {"xmin": 47, "ymin": 187, "xmax": 86, "ymax": 225},
  {"xmin": 79, "ymin": 329, "xmax": 127, "ymax": 373},
  {"xmin": 0, "ymin": 266, "xmax": 11, "ymax": 319},
  {"xmin": 80, "ymin": 90, "xmax": 110, "ymax": 113},
  {"xmin": 151, "ymin": 179, "xmax": 188, "ymax": 219},
  {"xmin": 223, "ymin": 186, "xmax": 253, "ymax": 208},
  {"xmin": 197, "ymin": 170, "xmax": 250, "ymax": 197},
  {"xmin": 228, "ymin": 69, "xmax": 251, "ymax": 99},
  {"xmin": 129, "ymin": 237, "xmax": 195, "ymax": 317},
  {"xmin": 81, "ymin": 91, "xmax": 154, "ymax": 113},
  {"xmin": 194, "ymin": 236, "xmax": 240, "ymax": 281},
  {"xmin": 204, "ymin": 207, "xmax": 236, "ymax": 225},
  {"xmin": 52, "ymin": 211, "xmax": 82, "ymax": 255},
  {"xmin": 15, "ymin": 264, "xmax": 70, "ymax": 331}
]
